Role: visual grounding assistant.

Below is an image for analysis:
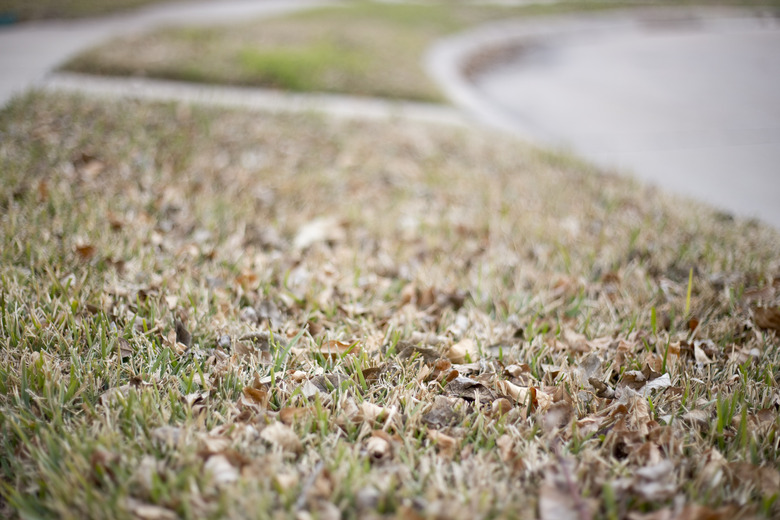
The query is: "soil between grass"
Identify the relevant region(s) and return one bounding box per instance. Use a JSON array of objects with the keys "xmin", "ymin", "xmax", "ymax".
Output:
[{"xmin": 1, "ymin": 91, "xmax": 779, "ymax": 519}]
